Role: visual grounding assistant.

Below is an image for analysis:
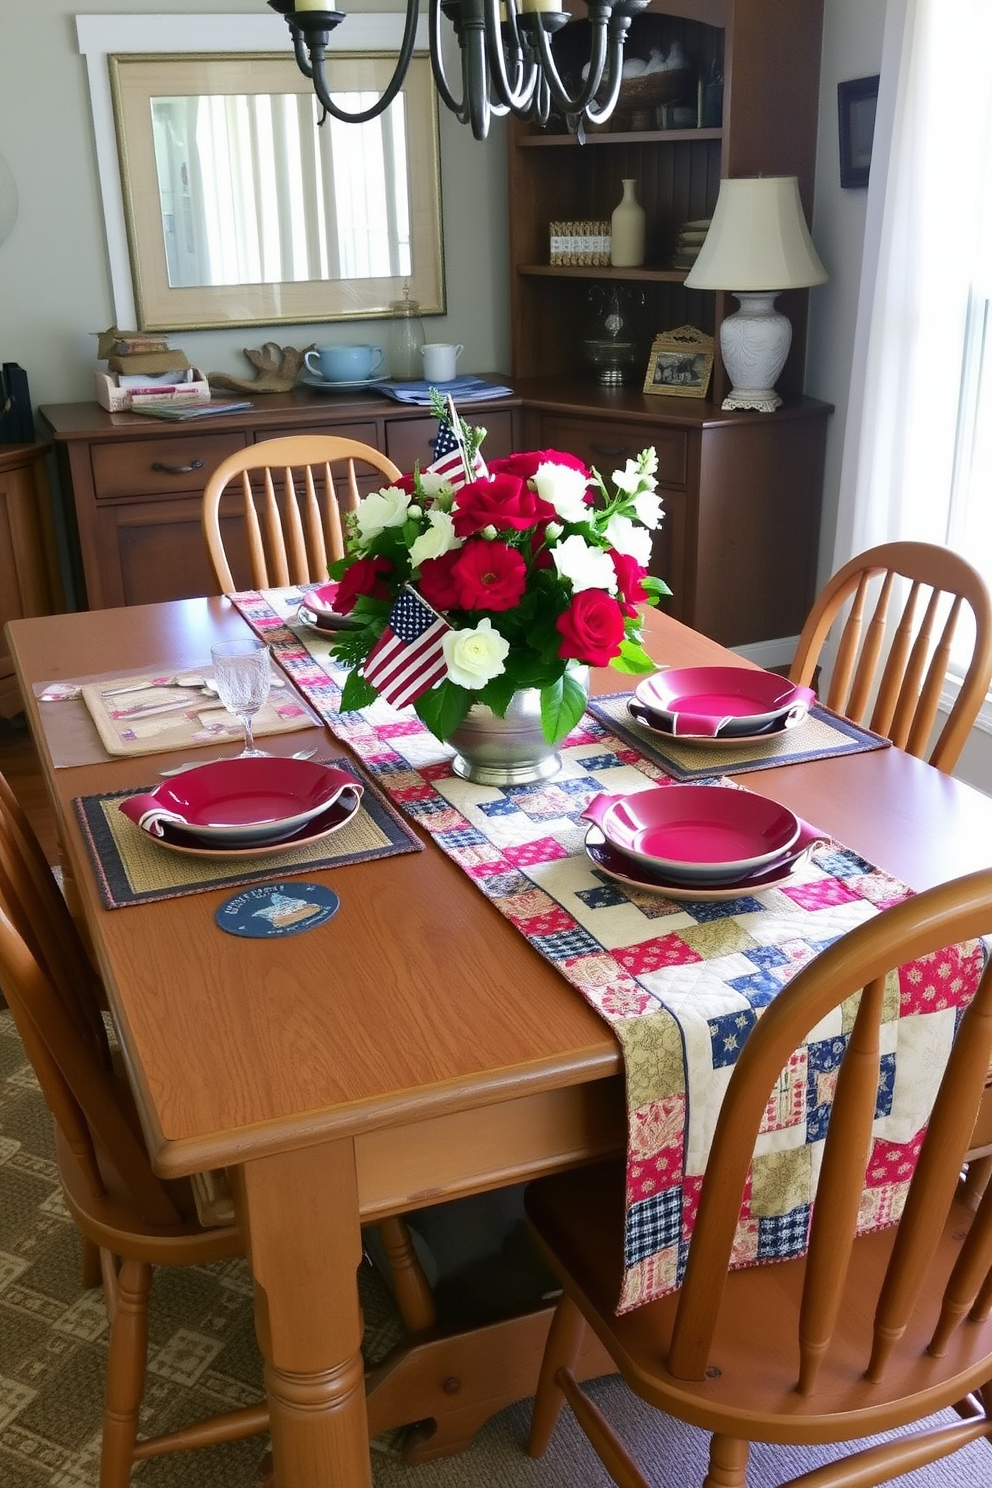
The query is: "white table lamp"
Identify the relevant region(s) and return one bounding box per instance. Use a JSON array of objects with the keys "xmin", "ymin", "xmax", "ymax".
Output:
[{"xmin": 684, "ymin": 176, "xmax": 827, "ymax": 412}]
